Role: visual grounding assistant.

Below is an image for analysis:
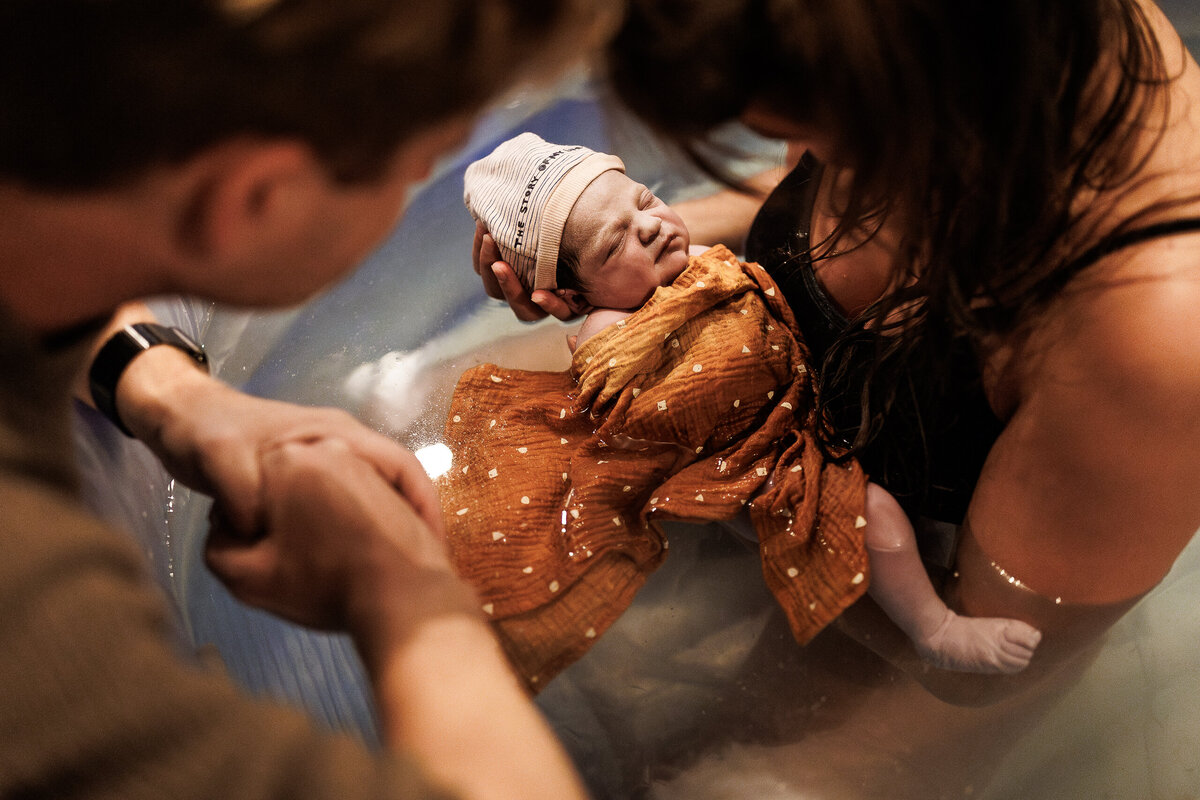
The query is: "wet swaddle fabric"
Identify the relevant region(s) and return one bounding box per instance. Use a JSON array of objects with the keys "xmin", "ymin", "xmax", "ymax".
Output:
[{"xmin": 438, "ymin": 245, "xmax": 869, "ymax": 689}]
